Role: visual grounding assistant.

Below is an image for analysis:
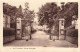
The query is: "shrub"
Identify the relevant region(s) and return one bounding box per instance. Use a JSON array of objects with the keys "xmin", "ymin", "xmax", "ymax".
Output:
[
  {"xmin": 66, "ymin": 29, "xmax": 78, "ymax": 37},
  {"xmin": 3, "ymin": 27, "xmax": 15, "ymax": 36},
  {"xmin": 31, "ymin": 28, "xmax": 36, "ymax": 34}
]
